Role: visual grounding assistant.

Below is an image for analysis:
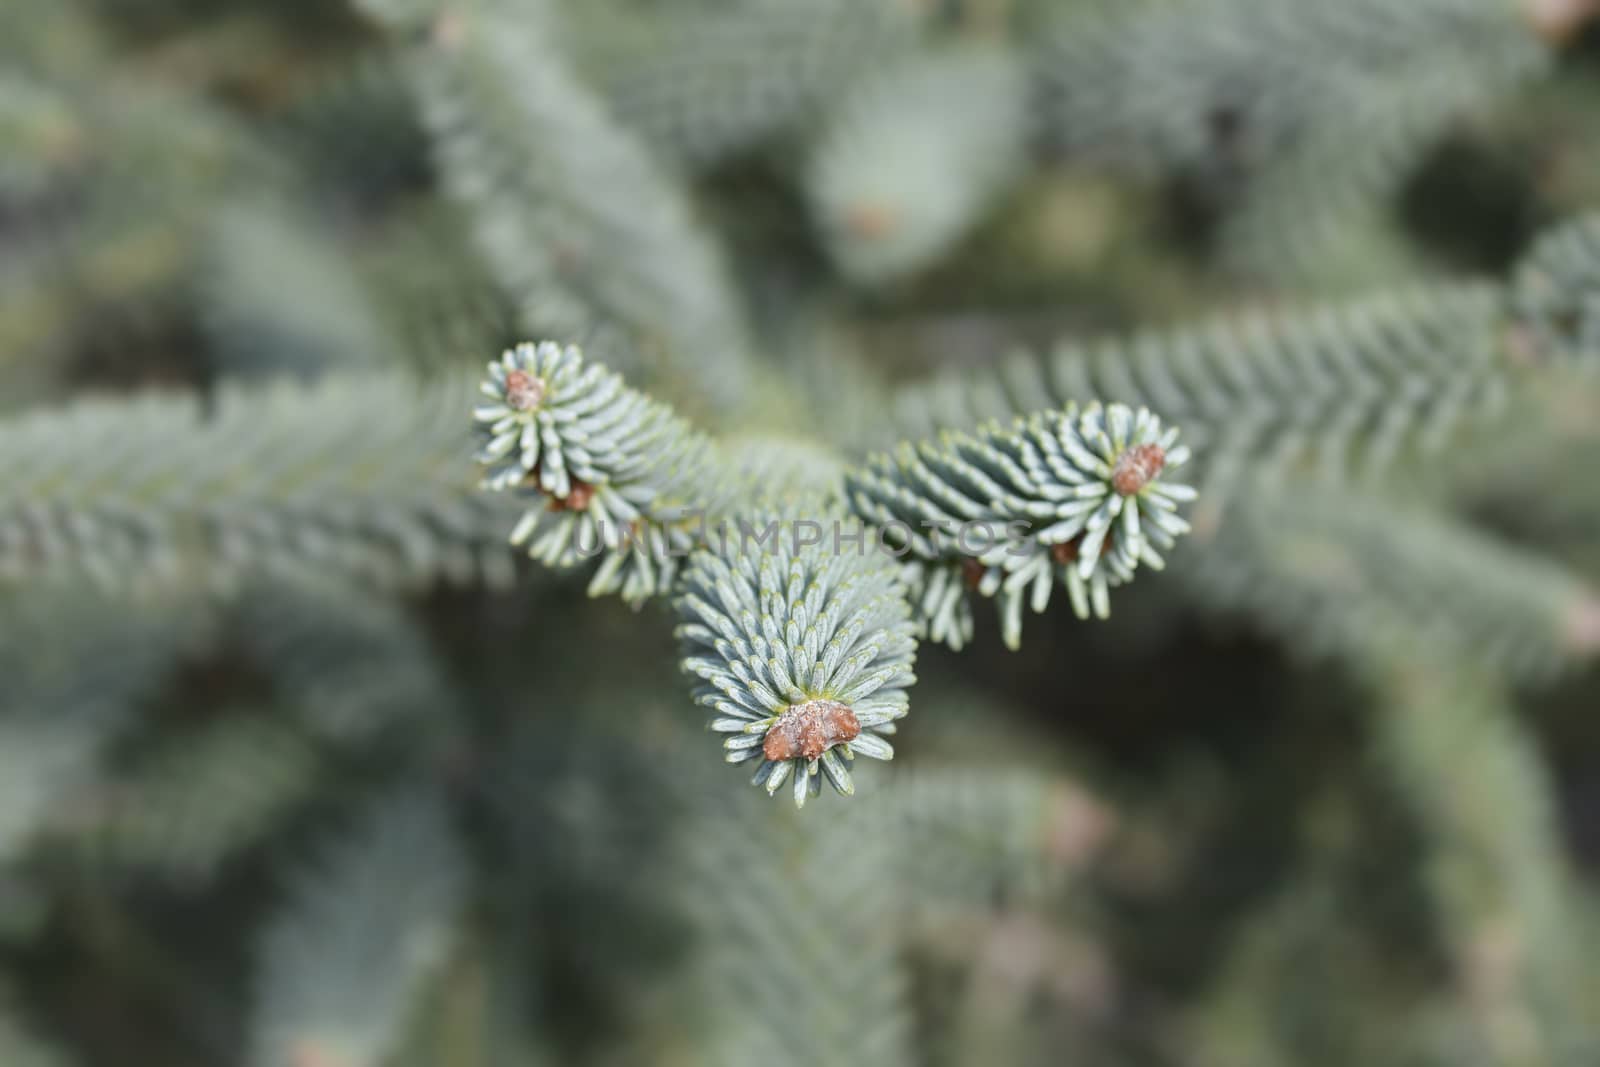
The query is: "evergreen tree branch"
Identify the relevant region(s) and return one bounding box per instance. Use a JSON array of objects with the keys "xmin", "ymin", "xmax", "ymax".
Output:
[
  {"xmin": 472, "ymin": 340, "xmax": 721, "ymax": 603},
  {"xmin": 653, "ymin": 760, "xmax": 1113, "ymax": 1061},
  {"xmin": 0, "ymin": 585, "xmax": 212, "ymax": 863},
  {"xmin": 1035, "ymin": 0, "xmax": 1561, "ymax": 287},
  {"xmin": 884, "ymin": 284, "xmax": 1509, "ymax": 492},
  {"xmin": 0, "ymin": 41, "xmax": 281, "ymax": 393},
  {"xmin": 847, "ymin": 402, "xmax": 1196, "ymax": 648},
  {"xmin": 351, "ymin": 200, "xmax": 520, "ymax": 375},
  {"xmin": 86, "ymin": 713, "xmax": 322, "ymax": 889},
  {"xmin": 1368, "ymin": 647, "xmax": 1596, "ymax": 1063},
  {"xmin": 248, "ymin": 783, "xmax": 468, "ymax": 1067},
  {"xmin": 882, "ymin": 212, "xmax": 1600, "ymax": 494},
  {"xmin": 1509, "ymin": 211, "xmax": 1600, "ymax": 370},
  {"xmin": 1180, "ymin": 484, "xmax": 1600, "ymax": 681},
  {"xmin": 199, "ymin": 199, "xmax": 398, "ymax": 383},
  {"xmin": 59, "ymin": 578, "xmax": 459, "ymax": 887},
  {"xmin": 234, "ymin": 577, "xmax": 458, "ymax": 745},
  {"xmin": 0, "ymin": 372, "xmax": 517, "ymax": 589},
  {"xmin": 471, "ymin": 341, "xmax": 1198, "ymax": 797},
  {"xmin": 875, "ymin": 766, "xmax": 1115, "ymax": 912},
  {"xmin": 359, "ymin": 0, "xmax": 766, "ymax": 421},
  {"xmin": 571, "ymin": 0, "xmax": 928, "ymax": 169},
  {"xmin": 677, "ymin": 499, "xmax": 919, "ymax": 805},
  {"xmin": 669, "ymin": 791, "xmax": 915, "ymax": 1064},
  {"xmin": 803, "ymin": 44, "xmax": 1028, "ymax": 284}
]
